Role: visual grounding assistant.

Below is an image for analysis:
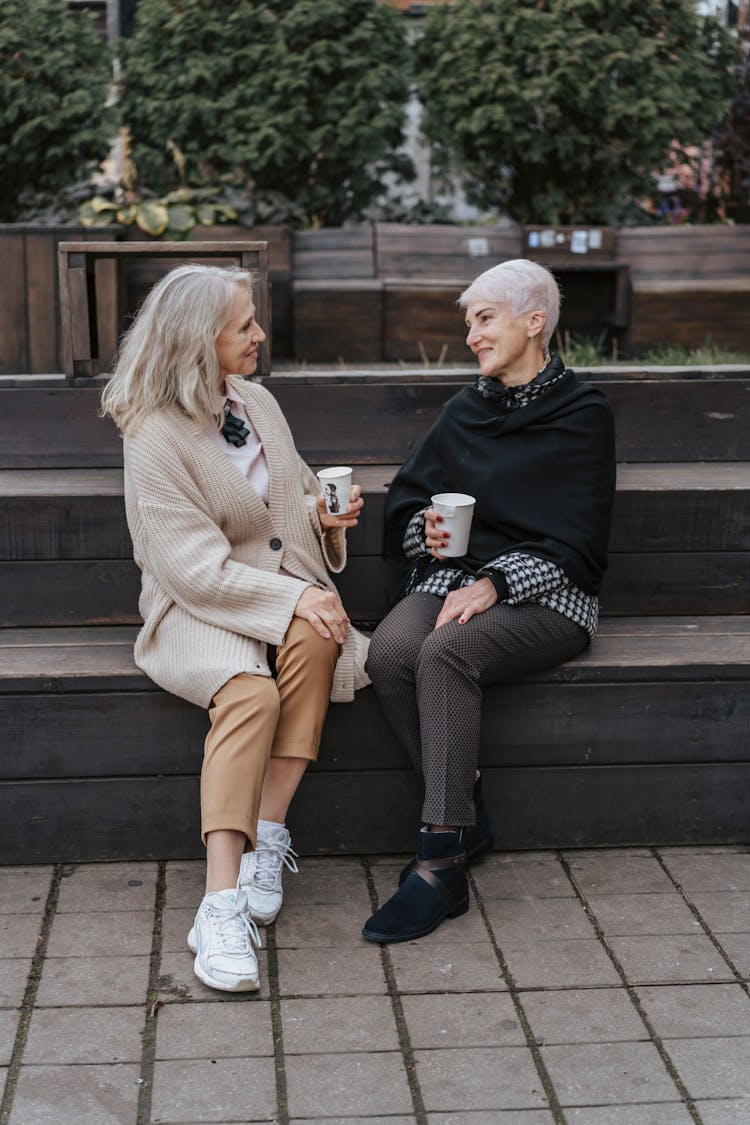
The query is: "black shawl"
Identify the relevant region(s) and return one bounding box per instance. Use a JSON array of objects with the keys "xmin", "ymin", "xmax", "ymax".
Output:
[{"xmin": 385, "ymin": 365, "xmax": 616, "ymax": 597}]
